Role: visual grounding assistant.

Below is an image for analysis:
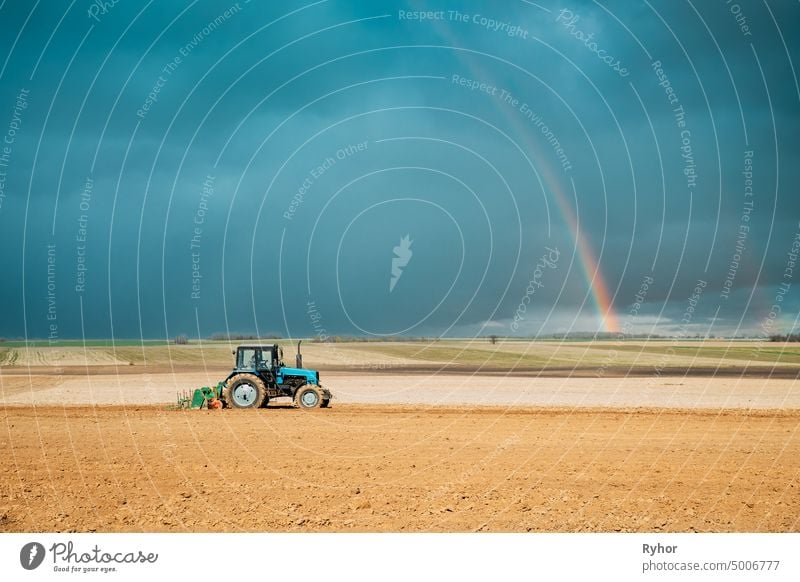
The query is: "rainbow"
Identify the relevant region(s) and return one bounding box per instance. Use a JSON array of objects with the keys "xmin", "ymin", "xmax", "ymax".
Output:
[
  {"xmin": 516, "ymin": 133, "xmax": 621, "ymax": 334},
  {"xmin": 426, "ymin": 32, "xmax": 621, "ymax": 333},
  {"xmin": 549, "ymin": 171, "xmax": 622, "ymax": 334},
  {"xmin": 518, "ymin": 131, "xmax": 621, "ymax": 333}
]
